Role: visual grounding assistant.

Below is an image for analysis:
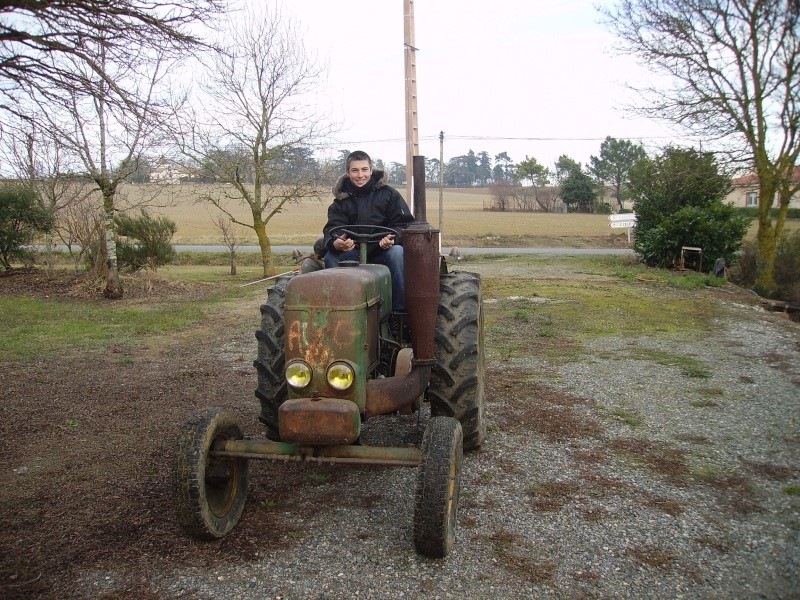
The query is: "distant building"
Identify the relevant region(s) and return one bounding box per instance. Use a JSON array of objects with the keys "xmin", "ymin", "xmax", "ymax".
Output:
[
  {"xmin": 150, "ymin": 158, "xmax": 193, "ymax": 184},
  {"xmin": 725, "ymin": 167, "xmax": 800, "ymax": 209}
]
